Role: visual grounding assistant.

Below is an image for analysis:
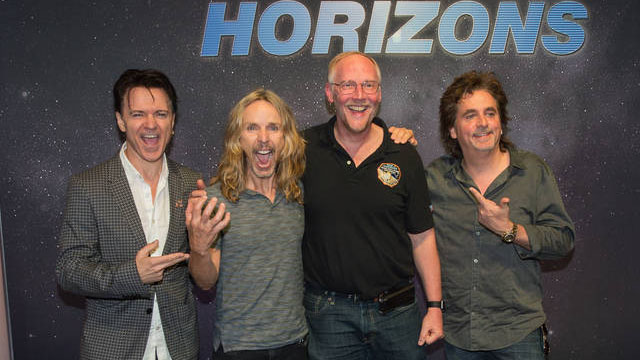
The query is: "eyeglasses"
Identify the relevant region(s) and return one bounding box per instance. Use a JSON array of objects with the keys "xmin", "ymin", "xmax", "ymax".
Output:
[{"xmin": 330, "ymin": 81, "xmax": 380, "ymax": 94}]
